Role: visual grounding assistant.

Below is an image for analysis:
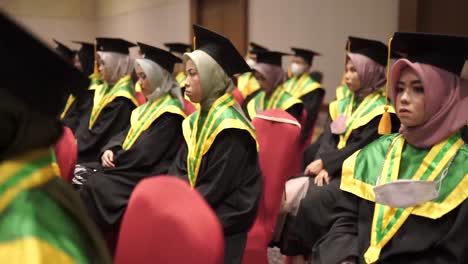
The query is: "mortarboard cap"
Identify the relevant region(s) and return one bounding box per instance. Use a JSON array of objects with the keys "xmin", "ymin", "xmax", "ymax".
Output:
[
  {"xmin": 96, "ymin": 37, "xmax": 136, "ymax": 55},
  {"xmin": 348, "ymin": 36, "xmax": 390, "ymax": 66},
  {"xmin": 164, "ymin": 42, "xmax": 192, "ymax": 55},
  {"xmin": 0, "ymin": 12, "xmax": 89, "ymax": 117},
  {"xmin": 193, "ymin": 24, "xmax": 251, "ymax": 76},
  {"xmin": 391, "ymin": 32, "xmax": 468, "ymax": 75},
  {"xmin": 291, "ymin": 47, "xmax": 321, "ymax": 64},
  {"xmin": 256, "ymin": 51, "xmax": 290, "ymax": 67},
  {"xmin": 72, "ymin": 41, "xmax": 95, "ymax": 76},
  {"xmin": 53, "ymin": 39, "xmax": 75, "ymax": 61},
  {"xmin": 138, "ymin": 42, "xmax": 182, "ymax": 73},
  {"xmin": 249, "ymin": 42, "xmax": 269, "ymax": 54},
  {"xmin": 72, "ymin": 40, "xmax": 94, "ymax": 55}
]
